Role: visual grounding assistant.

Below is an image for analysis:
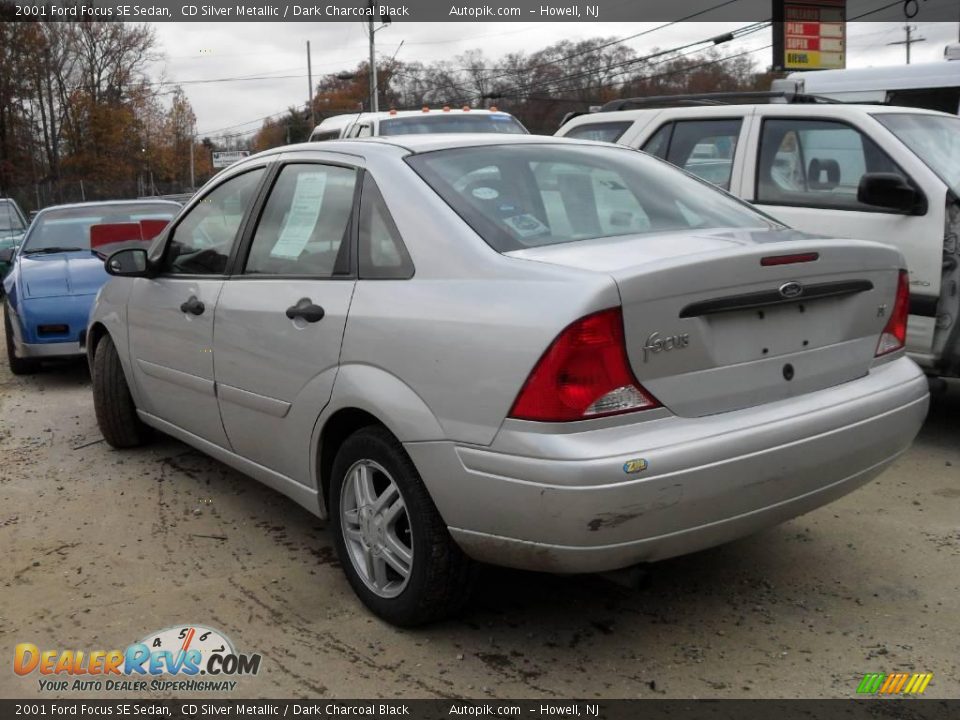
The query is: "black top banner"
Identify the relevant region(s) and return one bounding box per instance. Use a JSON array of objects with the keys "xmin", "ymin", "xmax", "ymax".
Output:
[{"xmin": 1, "ymin": 0, "xmax": 959, "ymax": 22}]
